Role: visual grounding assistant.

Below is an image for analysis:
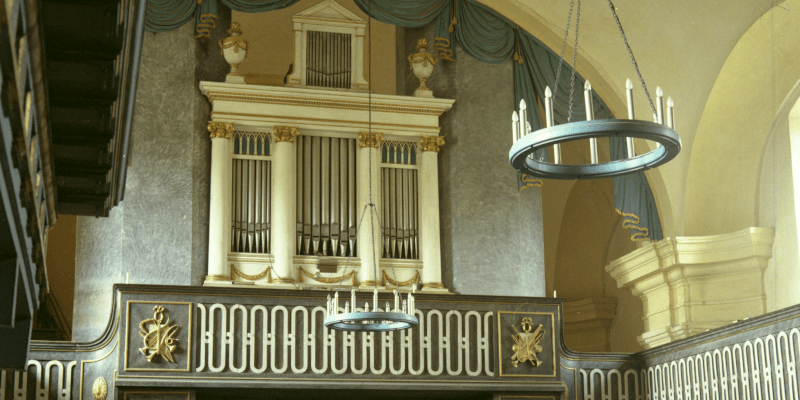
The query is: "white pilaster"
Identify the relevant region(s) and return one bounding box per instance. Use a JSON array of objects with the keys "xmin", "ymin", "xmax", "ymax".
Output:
[
  {"xmin": 205, "ymin": 122, "xmax": 234, "ymax": 285},
  {"xmin": 357, "ymin": 131, "xmax": 383, "ymax": 289},
  {"xmin": 419, "ymin": 136, "xmax": 446, "ymax": 292},
  {"xmin": 271, "ymin": 126, "xmax": 300, "ymax": 286}
]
